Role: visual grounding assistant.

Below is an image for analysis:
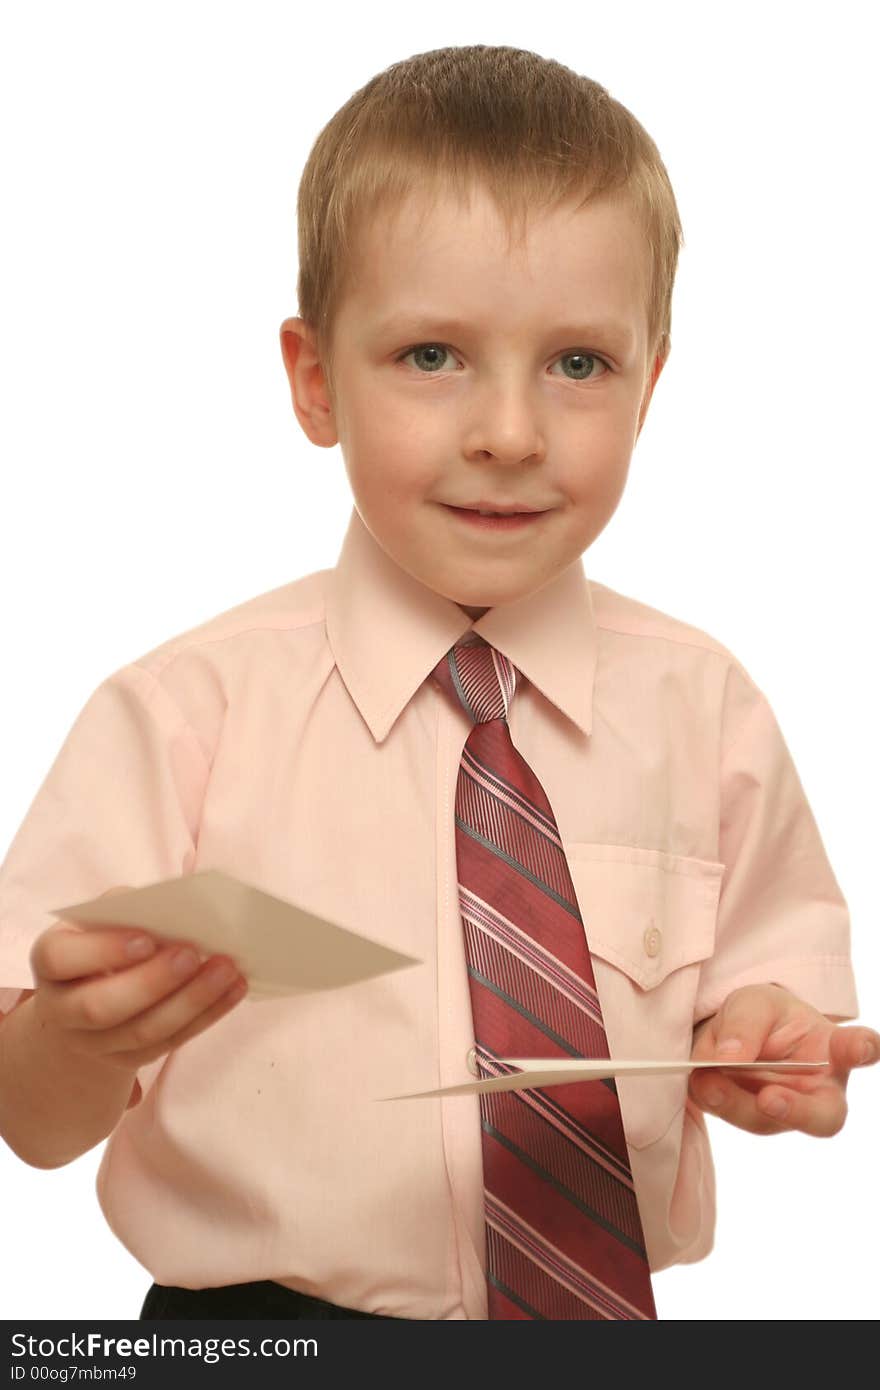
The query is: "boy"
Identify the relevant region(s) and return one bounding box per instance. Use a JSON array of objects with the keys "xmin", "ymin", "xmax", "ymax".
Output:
[{"xmin": 0, "ymin": 44, "xmax": 876, "ymax": 1321}]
